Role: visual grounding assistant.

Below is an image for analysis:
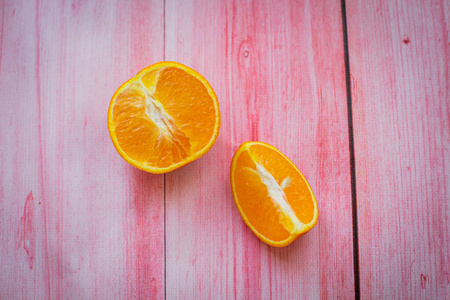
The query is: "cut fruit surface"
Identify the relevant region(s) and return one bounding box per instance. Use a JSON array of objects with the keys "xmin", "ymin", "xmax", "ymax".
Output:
[
  {"xmin": 230, "ymin": 142, "xmax": 318, "ymax": 247},
  {"xmin": 107, "ymin": 62, "xmax": 220, "ymax": 173}
]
